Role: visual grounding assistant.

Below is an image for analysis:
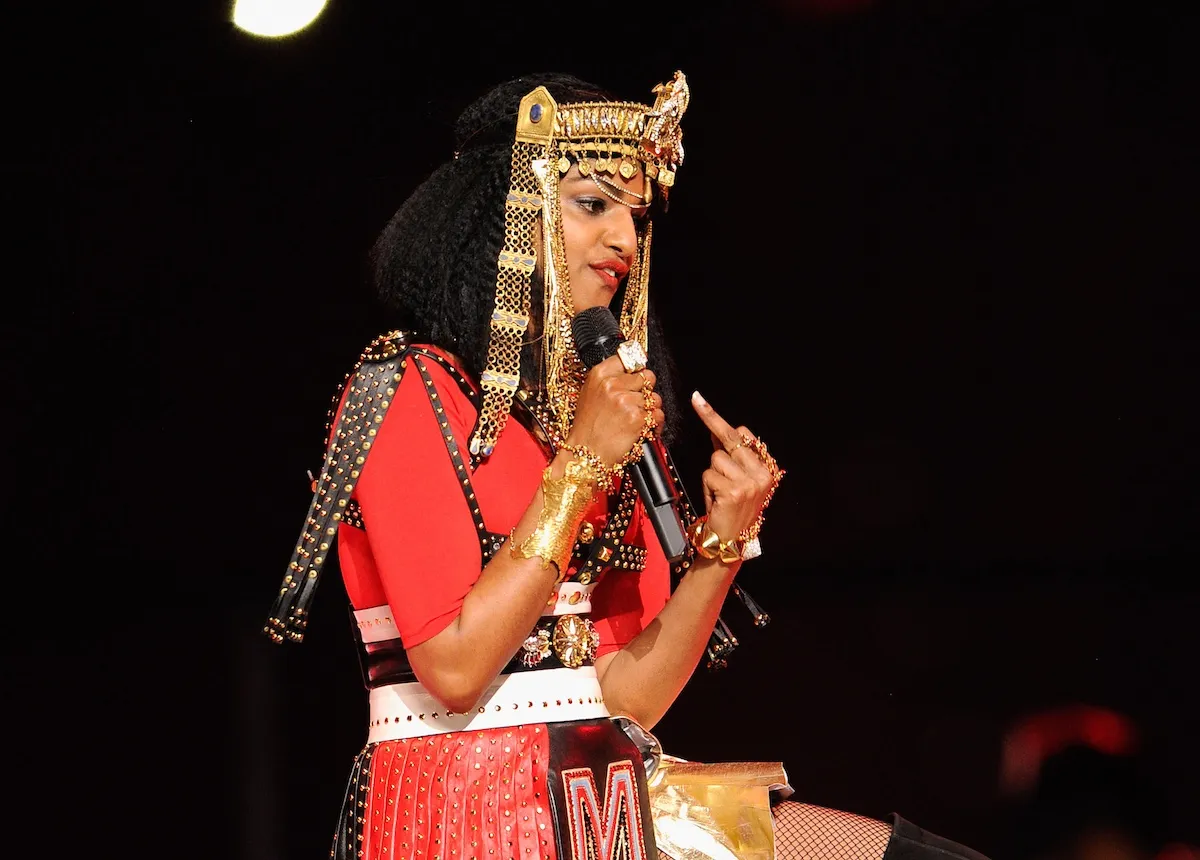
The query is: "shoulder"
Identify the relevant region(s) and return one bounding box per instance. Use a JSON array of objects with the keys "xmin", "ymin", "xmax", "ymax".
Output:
[
  {"xmin": 359, "ymin": 329, "xmax": 420, "ymax": 363},
  {"xmin": 352, "ymin": 333, "xmax": 474, "ymax": 390},
  {"xmin": 352, "ymin": 335, "xmax": 481, "ymax": 426}
]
